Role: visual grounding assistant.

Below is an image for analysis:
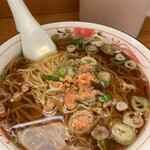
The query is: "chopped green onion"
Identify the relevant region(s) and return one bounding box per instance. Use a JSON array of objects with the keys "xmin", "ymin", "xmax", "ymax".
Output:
[
  {"xmin": 99, "ymin": 138, "xmax": 117, "ymax": 150},
  {"xmin": 72, "ymin": 37, "xmax": 83, "ymax": 45},
  {"xmin": 85, "ymin": 44, "xmax": 98, "ymax": 54},
  {"xmin": 67, "ymin": 56, "xmax": 80, "ymax": 60},
  {"xmin": 101, "ymin": 44, "xmax": 114, "ymax": 55},
  {"xmin": 92, "ymin": 126, "xmax": 109, "ymax": 140},
  {"xmin": 72, "ymin": 65, "xmax": 79, "ymax": 71},
  {"xmin": 19, "ymin": 56, "xmax": 29, "ymax": 64},
  {"xmin": 123, "ymin": 111, "xmax": 144, "ymax": 128},
  {"xmin": 66, "ymin": 44, "xmax": 76, "ymax": 52},
  {"xmin": 91, "ymin": 40, "xmax": 104, "ymax": 47},
  {"xmin": 114, "ymin": 50, "xmax": 122, "ymax": 53},
  {"xmin": 58, "ymin": 65, "xmax": 76, "ymax": 78},
  {"xmin": 97, "ymin": 140, "xmax": 107, "ymax": 150},
  {"xmin": 82, "ymin": 38, "xmax": 92, "ymax": 44},
  {"xmin": 101, "ymin": 140, "xmax": 107, "ymax": 150},
  {"xmin": 131, "ymin": 96, "xmax": 149, "ymax": 112},
  {"xmin": 0, "ymin": 69, "xmax": 7, "ymax": 80},
  {"xmin": 112, "ymin": 122, "xmax": 136, "ymax": 145},
  {"xmin": 99, "ymin": 94, "xmax": 112, "ymax": 102},
  {"xmin": 76, "ymin": 43, "xmax": 85, "ymax": 50},
  {"xmin": 115, "ymin": 53, "xmax": 126, "ymax": 61},
  {"xmin": 67, "ymin": 57, "xmax": 76, "ymax": 60},
  {"xmin": 95, "ymin": 65, "xmax": 103, "ymax": 72},
  {"xmin": 124, "ymin": 60, "xmax": 136, "ymax": 69},
  {"xmin": 81, "ymin": 56, "xmax": 97, "ymax": 65},
  {"xmin": 110, "ymin": 58, "xmax": 127, "ymax": 65},
  {"xmin": 45, "ymin": 75, "xmax": 60, "ymax": 81}
]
